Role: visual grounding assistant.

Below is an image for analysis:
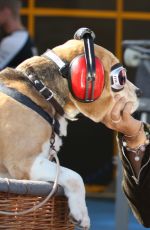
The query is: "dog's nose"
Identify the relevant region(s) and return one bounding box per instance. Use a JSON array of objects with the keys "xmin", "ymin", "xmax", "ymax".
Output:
[{"xmin": 135, "ymin": 88, "xmax": 143, "ymax": 97}]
